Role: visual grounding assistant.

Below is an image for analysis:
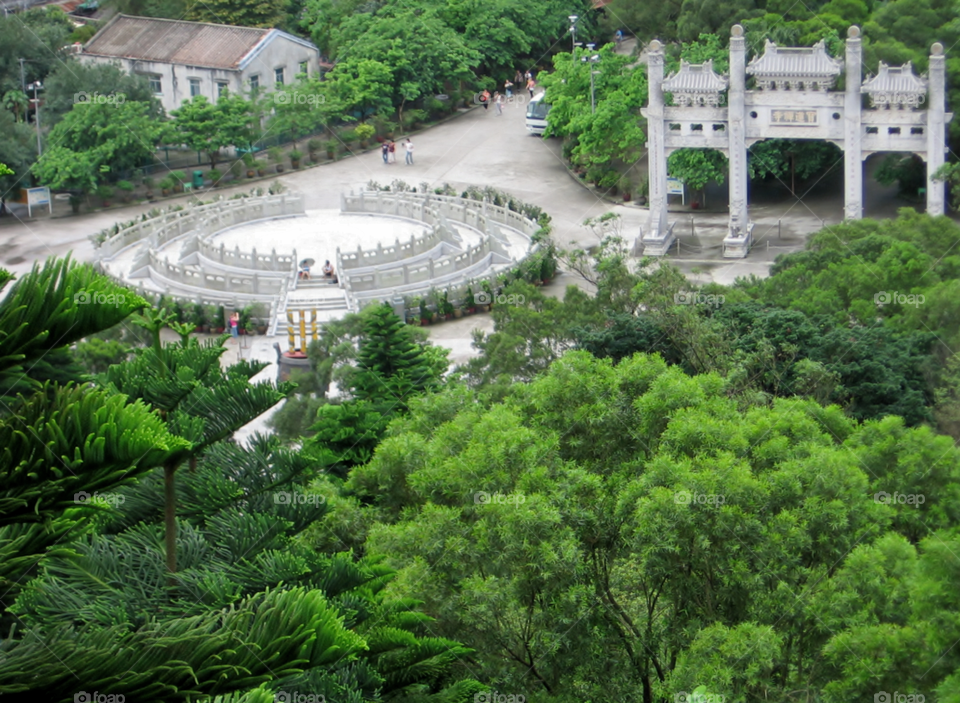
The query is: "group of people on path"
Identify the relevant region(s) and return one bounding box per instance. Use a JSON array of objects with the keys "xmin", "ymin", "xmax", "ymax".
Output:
[
  {"xmin": 480, "ymin": 70, "xmax": 537, "ymax": 116},
  {"xmin": 382, "ymin": 138, "xmax": 414, "ymax": 165}
]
